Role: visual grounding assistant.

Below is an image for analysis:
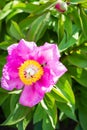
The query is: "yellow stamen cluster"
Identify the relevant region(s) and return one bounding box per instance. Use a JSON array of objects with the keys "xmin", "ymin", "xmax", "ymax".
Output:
[{"xmin": 18, "ymin": 60, "xmax": 43, "ymax": 85}]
